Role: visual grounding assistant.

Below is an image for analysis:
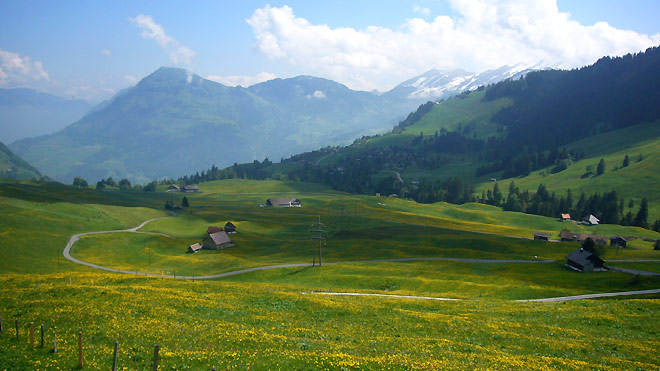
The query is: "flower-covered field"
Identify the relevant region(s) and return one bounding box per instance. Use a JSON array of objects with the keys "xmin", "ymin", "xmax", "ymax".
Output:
[{"xmin": 1, "ymin": 272, "xmax": 659, "ymax": 370}]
